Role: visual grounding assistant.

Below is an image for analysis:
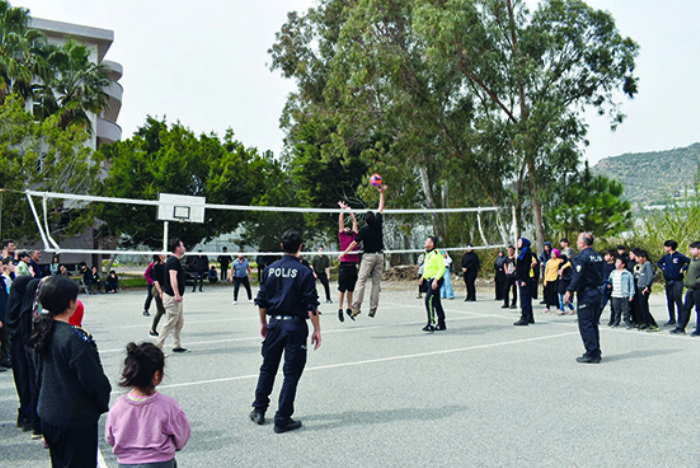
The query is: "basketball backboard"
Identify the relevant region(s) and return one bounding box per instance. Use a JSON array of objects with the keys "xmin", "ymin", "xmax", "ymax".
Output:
[{"xmin": 158, "ymin": 193, "xmax": 206, "ymax": 223}]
